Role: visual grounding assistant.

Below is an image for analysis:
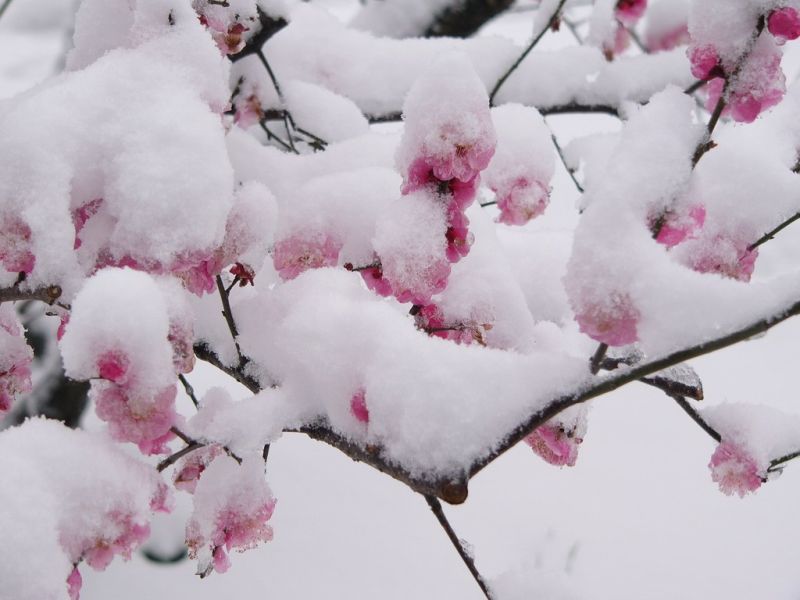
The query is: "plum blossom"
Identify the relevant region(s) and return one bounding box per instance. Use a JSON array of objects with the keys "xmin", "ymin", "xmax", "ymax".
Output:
[
  {"xmin": 0, "ymin": 305, "xmax": 33, "ymax": 414},
  {"xmin": 194, "ymin": 0, "xmax": 255, "ymax": 56},
  {"xmin": 0, "ymin": 214, "xmax": 35, "ymax": 274},
  {"xmin": 174, "ymin": 445, "xmax": 224, "ymax": 494},
  {"xmin": 684, "ymin": 235, "xmax": 758, "ymax": 282},
  {"xmin": 768, "ymin": 7, "xmax": 800, "ymax": 44},
  {"xmin": 615, "ymin": 0, "xmax": 647, "ymax": 27},
  {"xmin": 709, "ymin": 441, "xmax": 763, "ymax": 497},
  {"xmin": 688, "ymin": 44, "xmax": 722, "ymax": 80},
  {"xmin": 525, "ymin": 409, "xmax": 588, "ymax": 467},
  {"xmin": 186, "ymin": 456, "xmax": 276, "ymax": 575},
  {"xmin": 646, "ymin": 23, "xmax": 690, "ymax": 52},
  {"xmin": 273, "ymin": 232, "xmax": 342, "ymax": 281},
  {"xmin": 234, "ymin": 93, "xmax": 264, "ymax": 130},
  {"xmin": 93, "ymin": 382, "xmax": 177, "ymax": 455},
  {"xmin": 574, "ymin": 294, "xmax": 639, "ymax": 346},
  {"xmin": 495, "ymin": 178, "xmax": 550, "ymax": 226},
  {"xmin": 413, "ymin": 303, "xmax": 483, "ymax": 345},
  {"xmin": 67, "ymin": 567, "xmax": 82, "ymax": 600},
  {"xmin": 350, "ymin": 389, "xmax": 369, "ymax": 424},
  {"xmin": 653, "ymin": 204, "xmax": 706, "ymax": 248}
]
